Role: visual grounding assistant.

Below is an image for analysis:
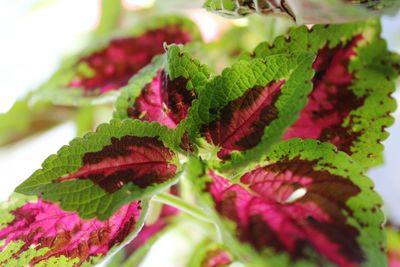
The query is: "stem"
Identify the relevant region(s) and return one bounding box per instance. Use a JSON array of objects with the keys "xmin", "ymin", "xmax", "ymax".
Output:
[
  {"xmin": 153, "ymin": 193, "xmax": 212, "ymax": 223},
  {"xmin": 153, "ymin": 193, "xmax": 223, "ymax": 242},
  {"xmin": 155, "ymin": 193, "xmax": 262, "ymax": 265}
]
